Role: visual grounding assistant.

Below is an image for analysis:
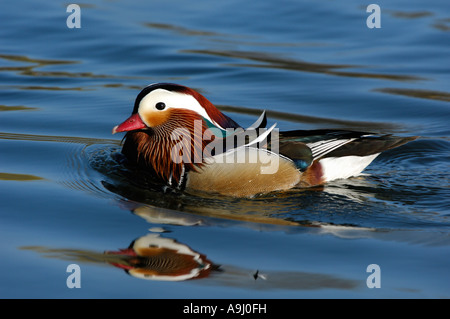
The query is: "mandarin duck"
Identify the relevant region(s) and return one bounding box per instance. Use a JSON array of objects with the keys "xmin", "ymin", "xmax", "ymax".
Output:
[{"xmin": 112, "ymin": 83, "xmax": 417, "ymax": 197}]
